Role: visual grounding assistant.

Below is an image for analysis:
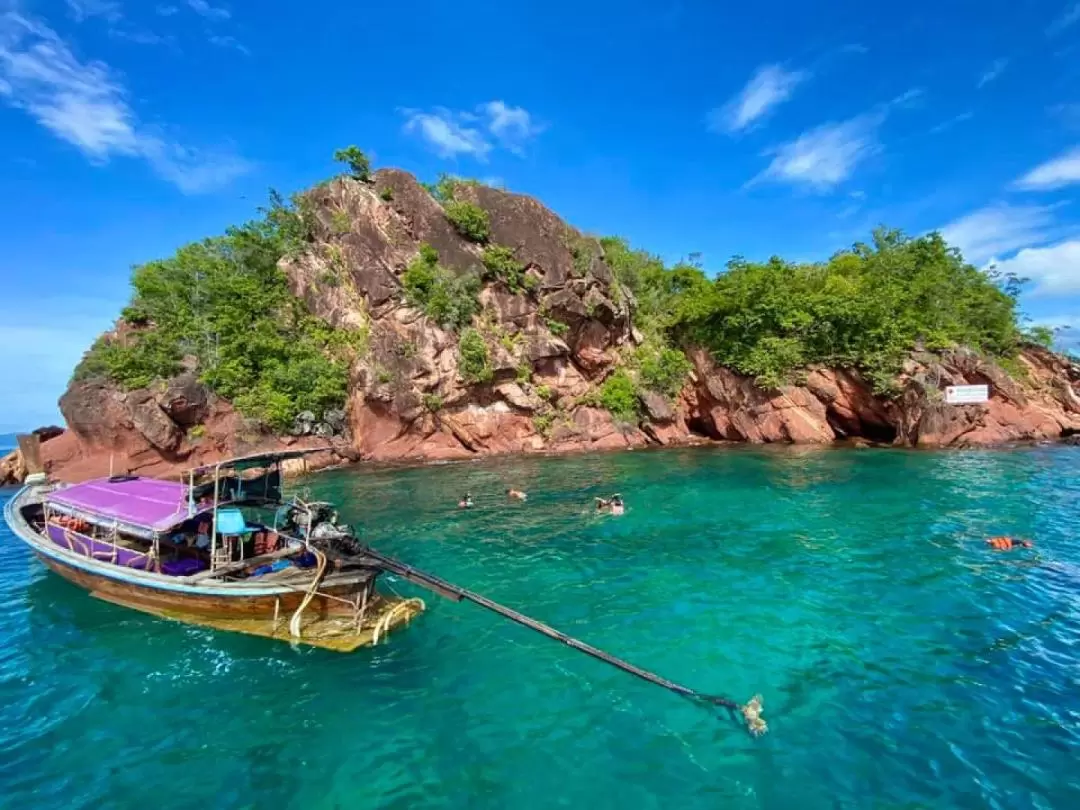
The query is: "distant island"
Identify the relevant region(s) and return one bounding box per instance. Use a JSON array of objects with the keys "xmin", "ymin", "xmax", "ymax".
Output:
[{"xmin": 4, "ymin": 148, "xmax": 1079, "ymax": 484}]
